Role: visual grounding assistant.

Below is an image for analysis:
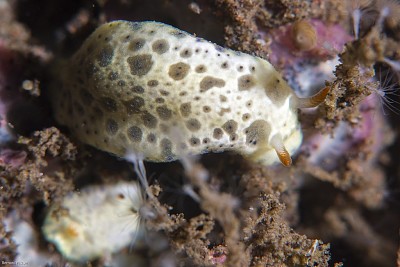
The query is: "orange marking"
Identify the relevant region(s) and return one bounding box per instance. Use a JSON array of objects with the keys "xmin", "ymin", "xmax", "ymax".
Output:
[{"xmin": 62, "ymin": 225, "xmax": 79, "ymax": 239}]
